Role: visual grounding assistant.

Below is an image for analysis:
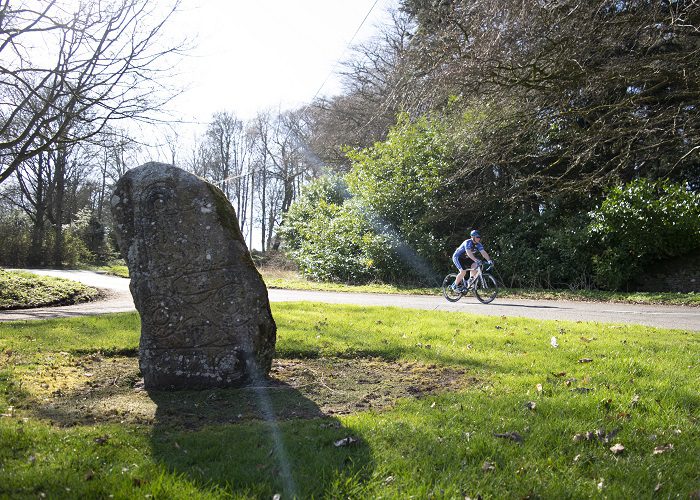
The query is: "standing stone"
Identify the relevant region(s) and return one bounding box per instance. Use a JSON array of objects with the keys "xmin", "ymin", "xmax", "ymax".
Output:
[{"xmin": 110, "ymin": 162, "xmax": 276, "ymax": 389}]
